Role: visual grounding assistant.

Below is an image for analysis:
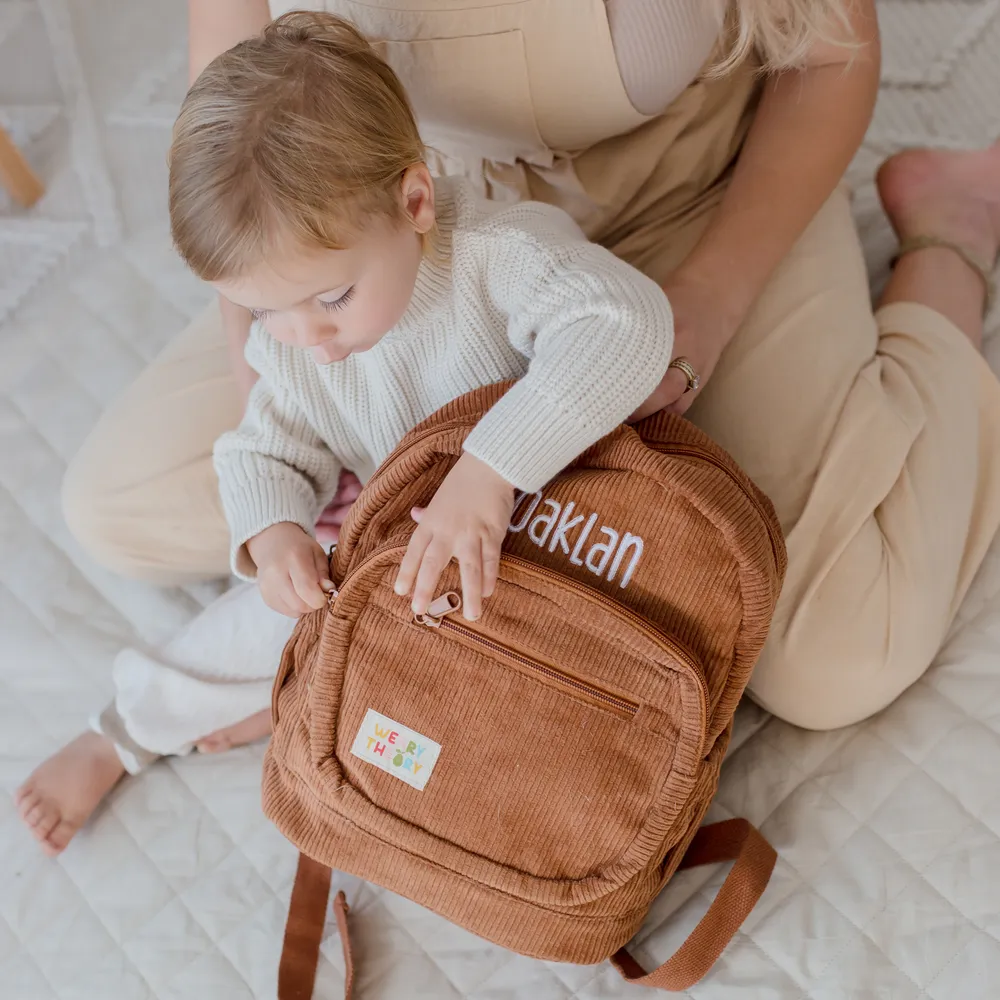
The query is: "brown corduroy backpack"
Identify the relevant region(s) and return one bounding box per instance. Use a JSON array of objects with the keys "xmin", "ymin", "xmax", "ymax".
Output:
[{"xmin": 265, "ymin": 384, "xmax": 786, "ymax": 998}]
